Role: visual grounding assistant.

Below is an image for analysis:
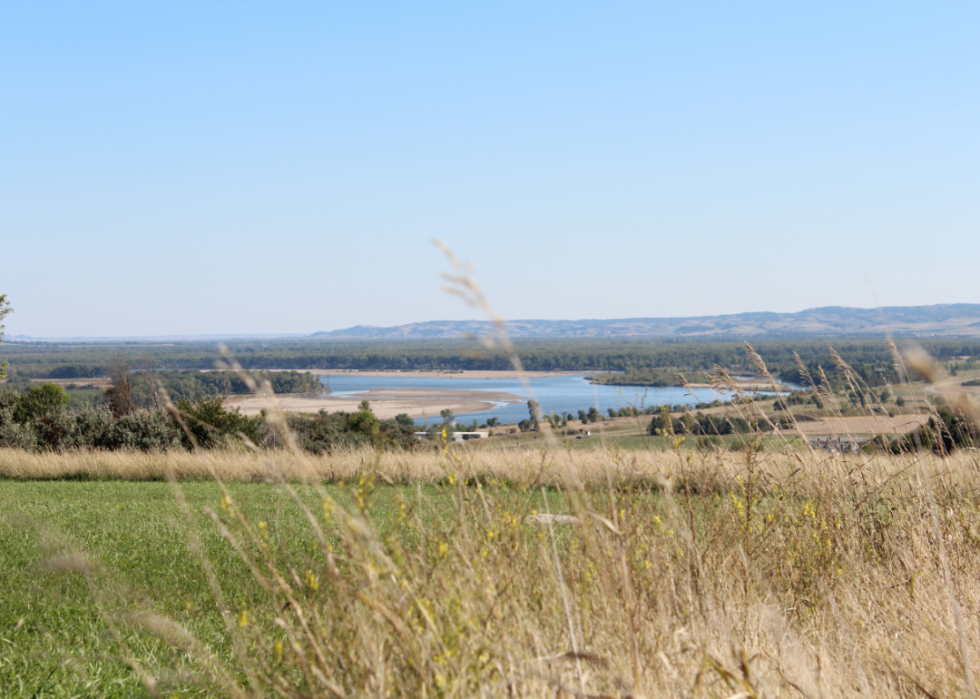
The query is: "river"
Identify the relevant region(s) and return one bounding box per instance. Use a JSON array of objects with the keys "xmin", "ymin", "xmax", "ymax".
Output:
[{"xmin": 319, "ymin": 373, "xmax": 785, "ymax": 426}]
